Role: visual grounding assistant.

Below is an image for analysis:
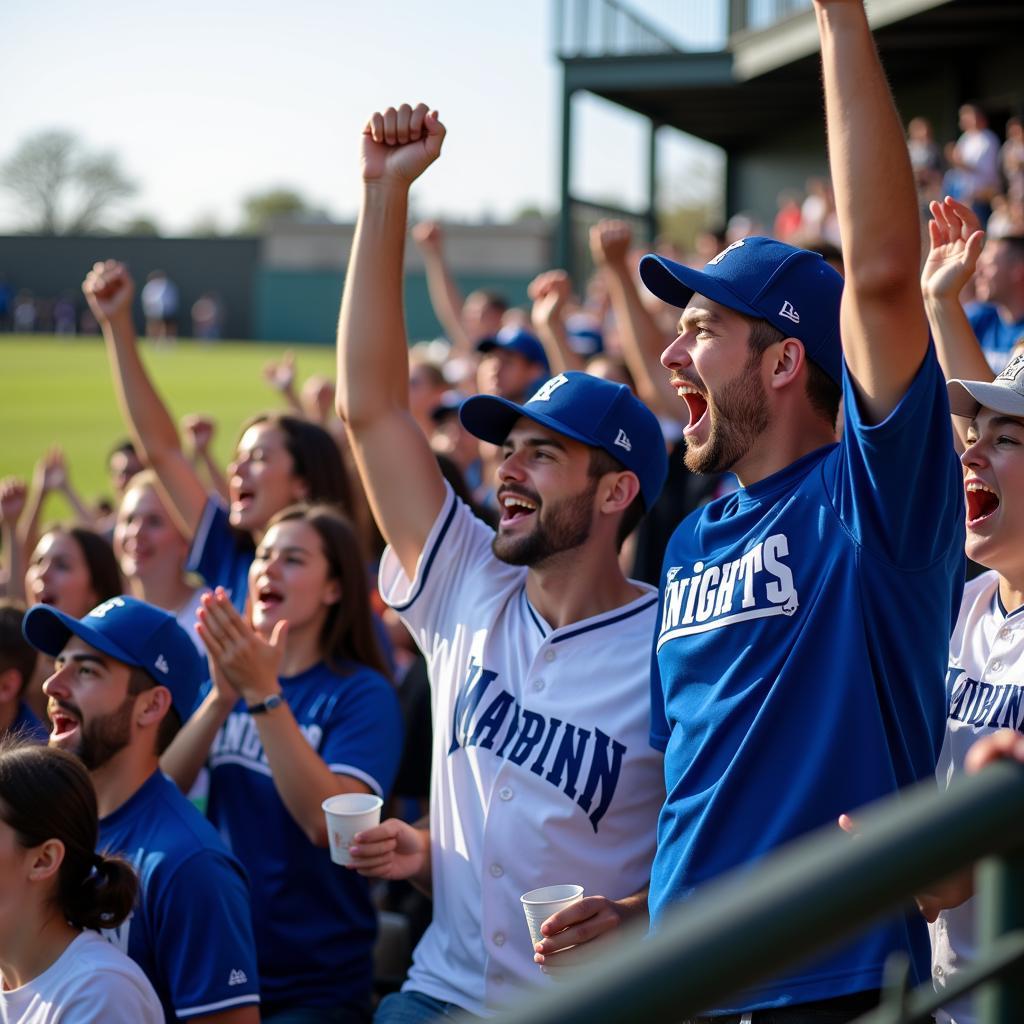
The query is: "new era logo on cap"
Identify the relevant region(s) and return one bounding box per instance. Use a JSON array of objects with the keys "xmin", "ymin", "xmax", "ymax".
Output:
[
  {"xmin": 154, "ymin": 654, "xmax": 169, "ymax": 675},
  {"xmin": 778, "ymin": 300, "xmax": 800, "ymax": 324},
  {"xmin": 614, "ymin": 429, "xmax": 632, "ymax": 452}
]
